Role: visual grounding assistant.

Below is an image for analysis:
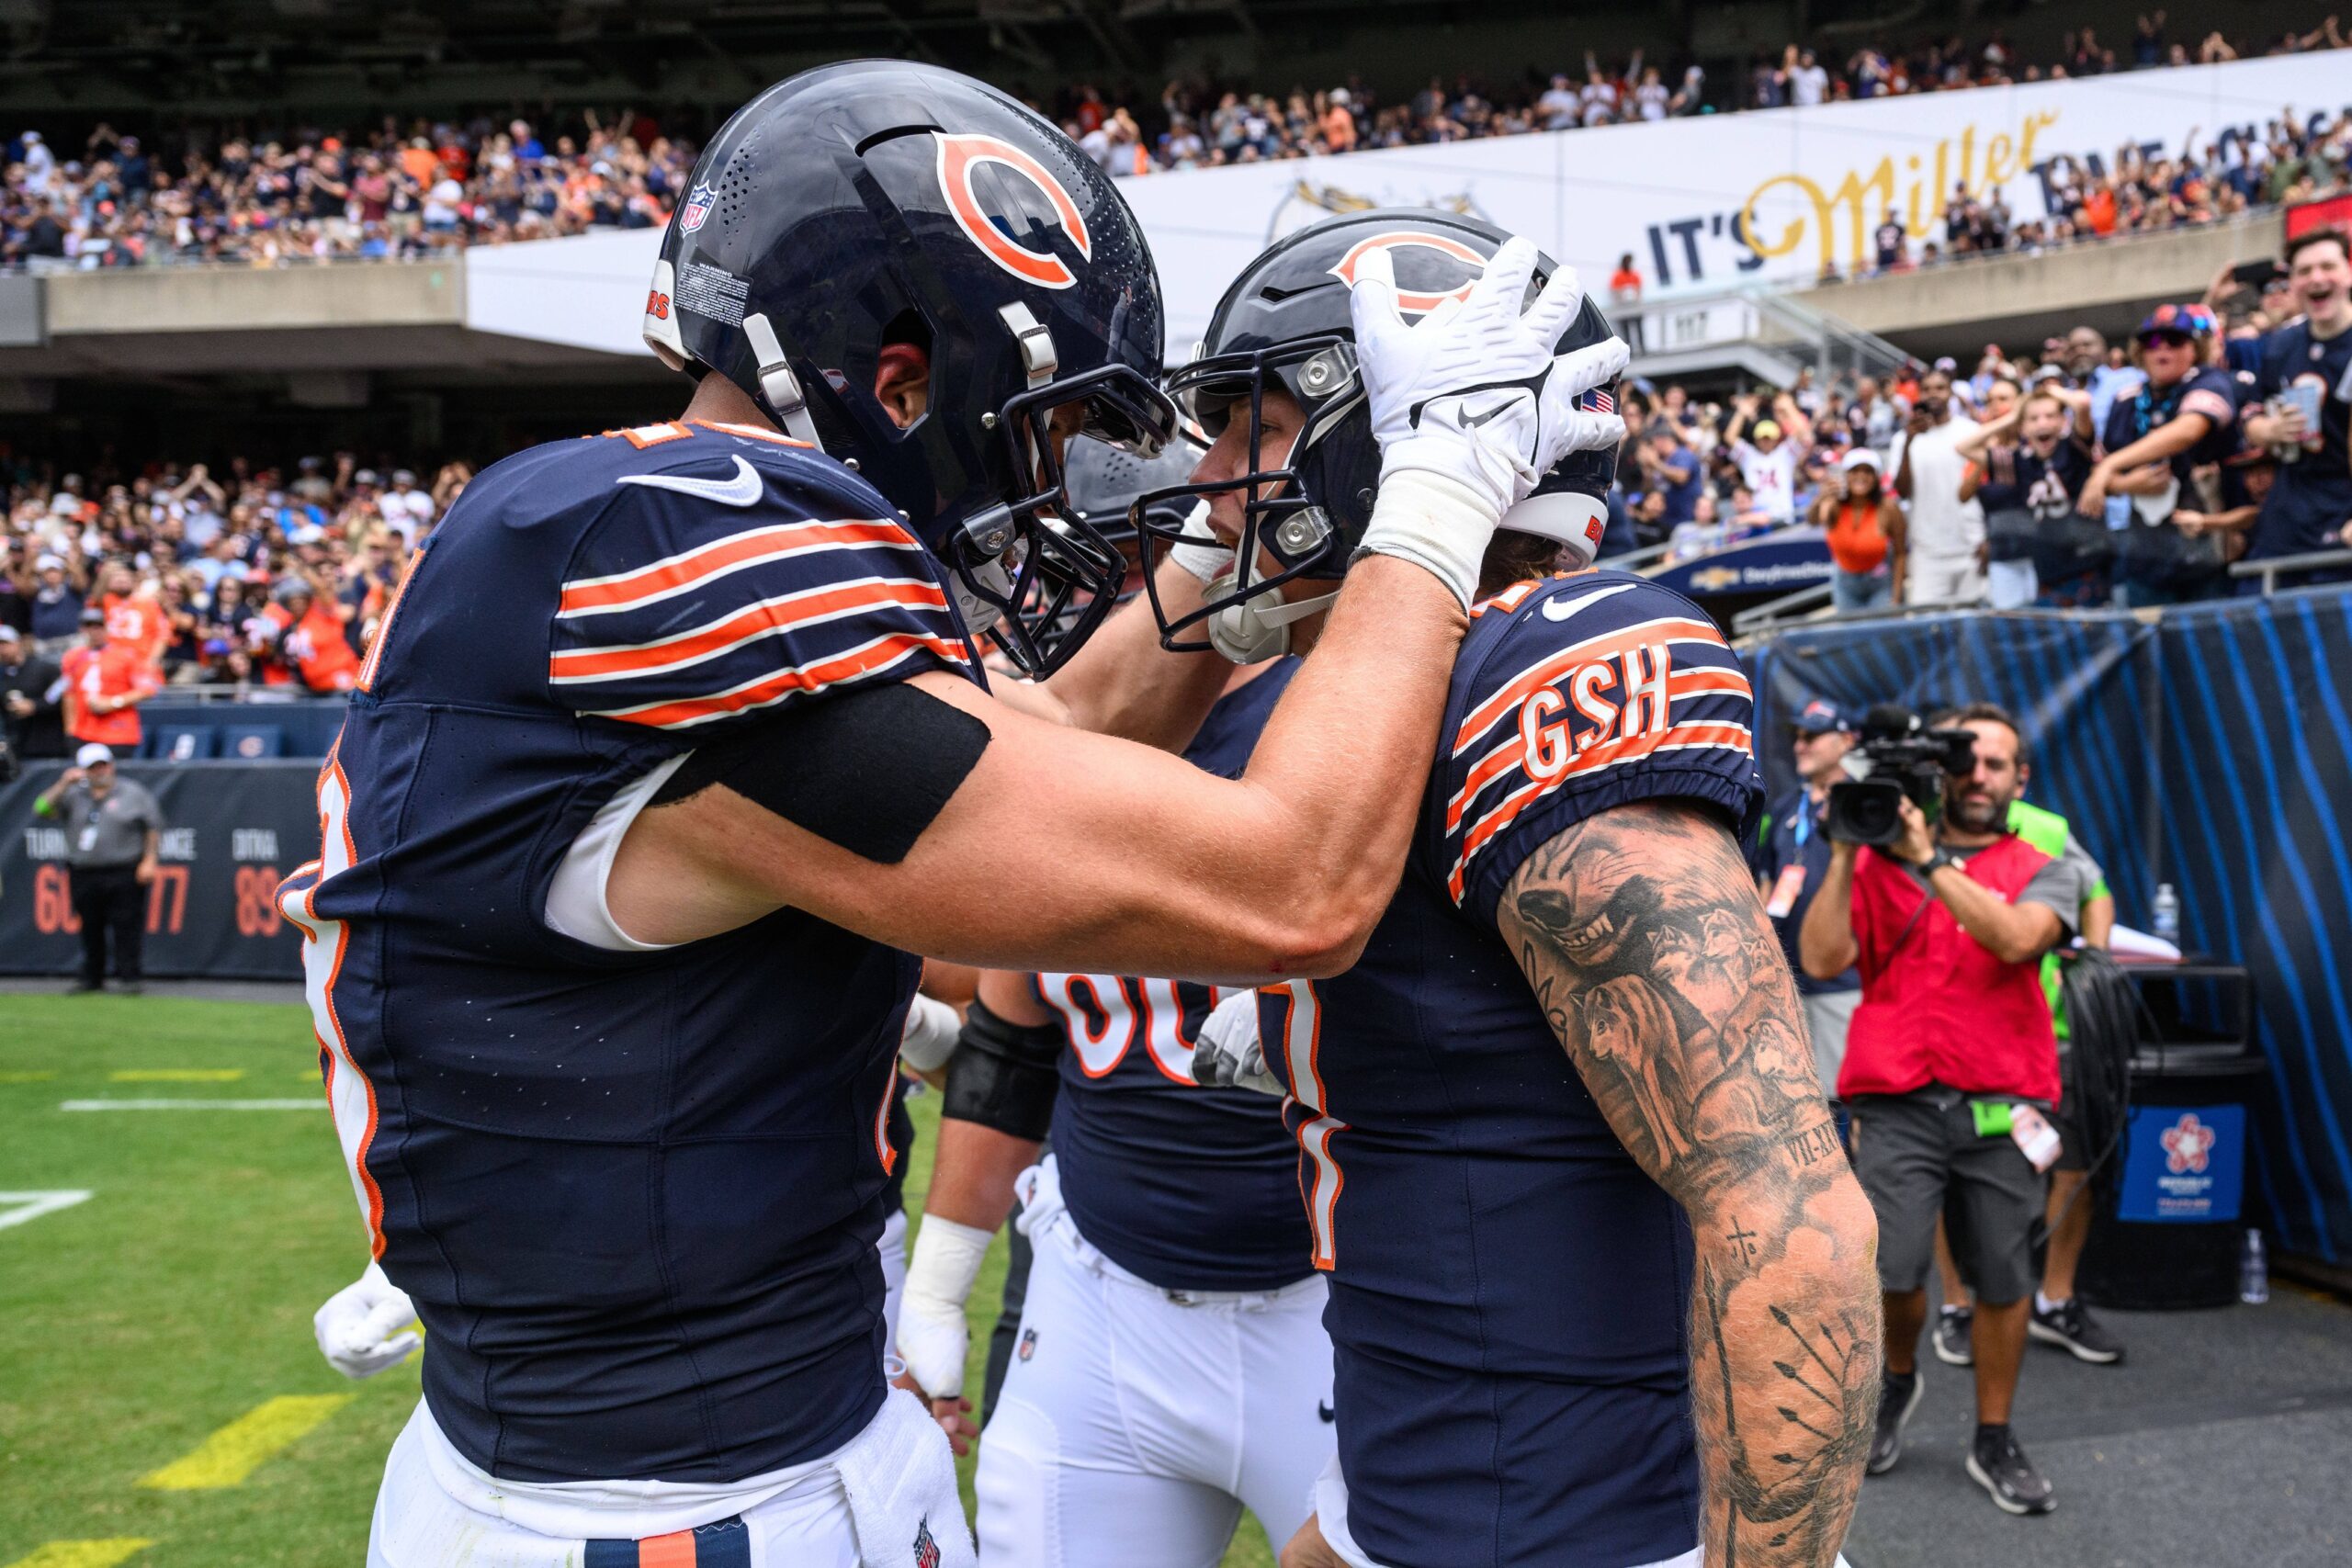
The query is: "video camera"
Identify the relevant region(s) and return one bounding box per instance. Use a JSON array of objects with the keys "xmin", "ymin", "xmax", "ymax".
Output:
[{"xmin": 1824, "ymin": 704, "xmax": 1979, "ymax": 847}]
